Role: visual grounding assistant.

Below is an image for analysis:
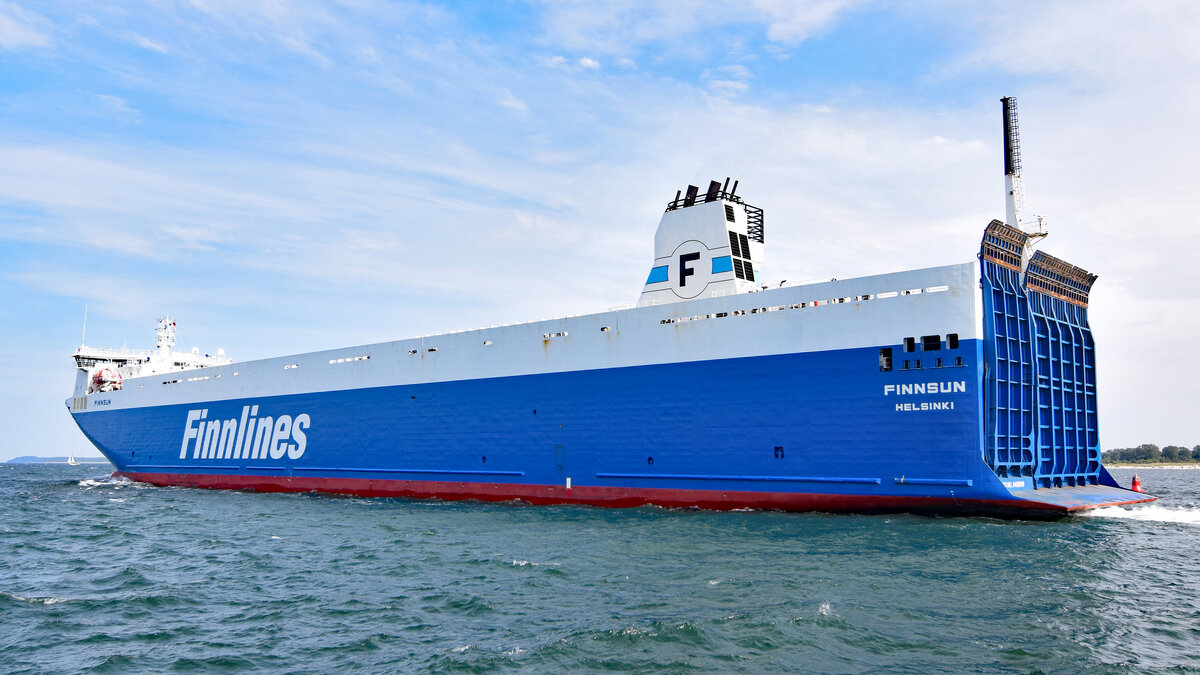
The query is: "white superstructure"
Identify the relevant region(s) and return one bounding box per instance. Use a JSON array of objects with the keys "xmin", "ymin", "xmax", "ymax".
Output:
[
  {"xmin": 68, "ymin": 262, "xmax": 981, "ymax": 413},
  {"xmin": 72, "ymin": 316, "xmax": 231, "ymax": 396}
]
